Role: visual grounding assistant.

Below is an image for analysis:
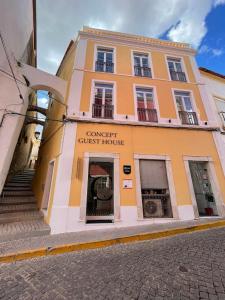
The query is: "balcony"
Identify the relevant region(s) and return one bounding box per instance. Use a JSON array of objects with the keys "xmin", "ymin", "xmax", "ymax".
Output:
[
  {"xmin": 134, "ymin": 66, "xmax": 152, "ymax": 78},
  {"xmin": 137, "ymin": 108, "xmax": 158, "ymax": 122},
  {"xmin": 219, "ymin": 111, "xmax": 225, "ymax": 127},
  {"xmin": 178, "ymin": 111, "xmax": 198, "ymax": 125},
  {"xmin": 170, "ymin": 70, "xmax": 187, "ymax": 82},
  {"xmin": 92, "ymin": 104, "xmax": 114, "ymax": 119},
  {"xmin": 95, "ymin": 61, "xmax": 114, "ymax": 73}
]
